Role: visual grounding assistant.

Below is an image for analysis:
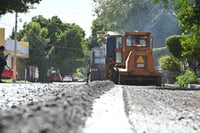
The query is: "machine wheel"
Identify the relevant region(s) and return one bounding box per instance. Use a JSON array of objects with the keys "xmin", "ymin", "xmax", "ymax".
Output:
[
  {"xmin": 111, "ymin": 69, "xmax": 118, "ymax": 84},
  {"xmin": 155, "ymin": 76, "xmax": 162, "ymax": 86}
]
